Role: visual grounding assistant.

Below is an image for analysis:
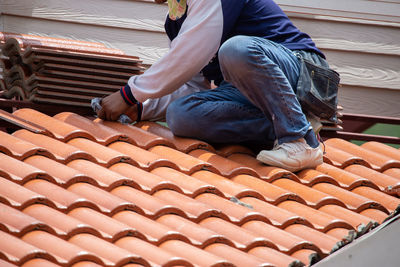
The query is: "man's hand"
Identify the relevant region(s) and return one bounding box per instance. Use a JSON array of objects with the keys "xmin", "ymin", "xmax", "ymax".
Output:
[{"xmin": 97, "ymin": 91, "xmax": 130, "ymax": 121}]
